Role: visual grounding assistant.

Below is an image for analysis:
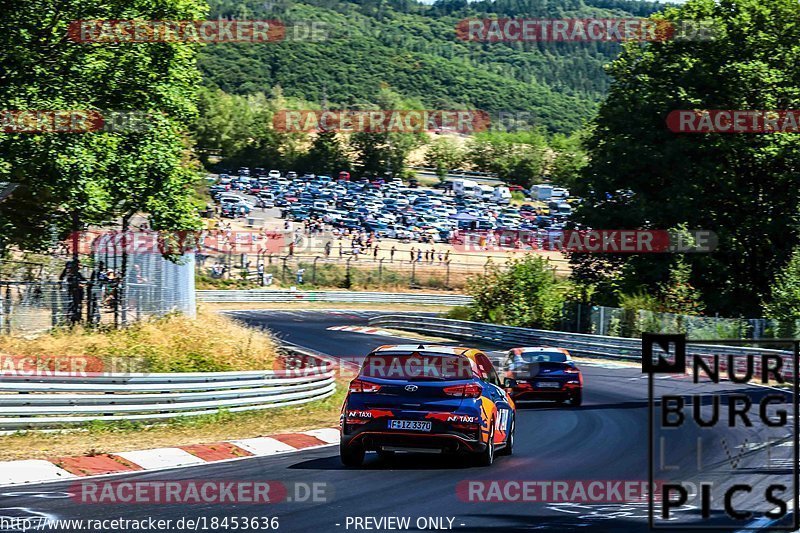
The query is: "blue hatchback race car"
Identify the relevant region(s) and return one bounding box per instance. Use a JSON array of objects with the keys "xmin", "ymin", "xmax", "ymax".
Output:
[{"xmin": 339, "ymin": 344, "xmax": 515, "ymax": 467}]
